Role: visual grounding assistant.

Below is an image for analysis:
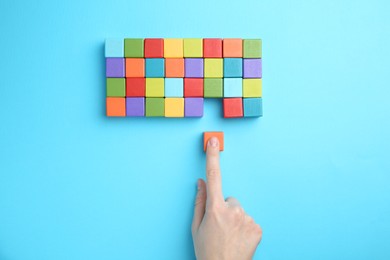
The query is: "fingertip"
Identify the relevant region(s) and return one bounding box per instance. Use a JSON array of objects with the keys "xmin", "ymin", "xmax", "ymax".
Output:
[
  {"xmin": 209, "ymin": 137, "xmax": 219, "ymax": 147},
  {"xmin": 207, "ymin": 137, "xmax": 220, "ymax": 151},
  {"xmin": 197, "ymin": 178, "xmax": 206, "ymax": 190}
]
